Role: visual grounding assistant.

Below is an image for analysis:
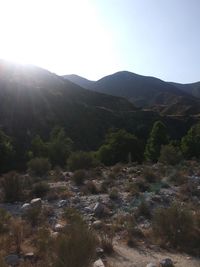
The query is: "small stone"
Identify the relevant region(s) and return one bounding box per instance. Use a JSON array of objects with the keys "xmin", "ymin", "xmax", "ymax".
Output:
[
  {"xmin": 21, "ymin": 203, "xmax": 31, "ymax": 211},
  {"xmin": 92, "ymin": 220, "xmax": 103, "ymax": 229},
  {"xmin": 54, "ymin": 223, "xmax": 64, "ymax": 232},
  {"xmin": 93, "ymin": 259, "xmax": 105, "ymax": 267},
  {"xmin": 5, "ymin": 254, "xmax": 20, "ymax": 266},
  {"xmin": 159, "ymin": 258, "xmax": 174, "ymax": 267},
  {"xmin": 24, "ymin": 252, "xmax": 34, "ymax": 261},
  {"xmin": 30, "ymin": 198, "xmax": 42, "ymax": 208},
  {"xmin": 146, "ymin": 263, "xmax": 157, "ymax": 267}
]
